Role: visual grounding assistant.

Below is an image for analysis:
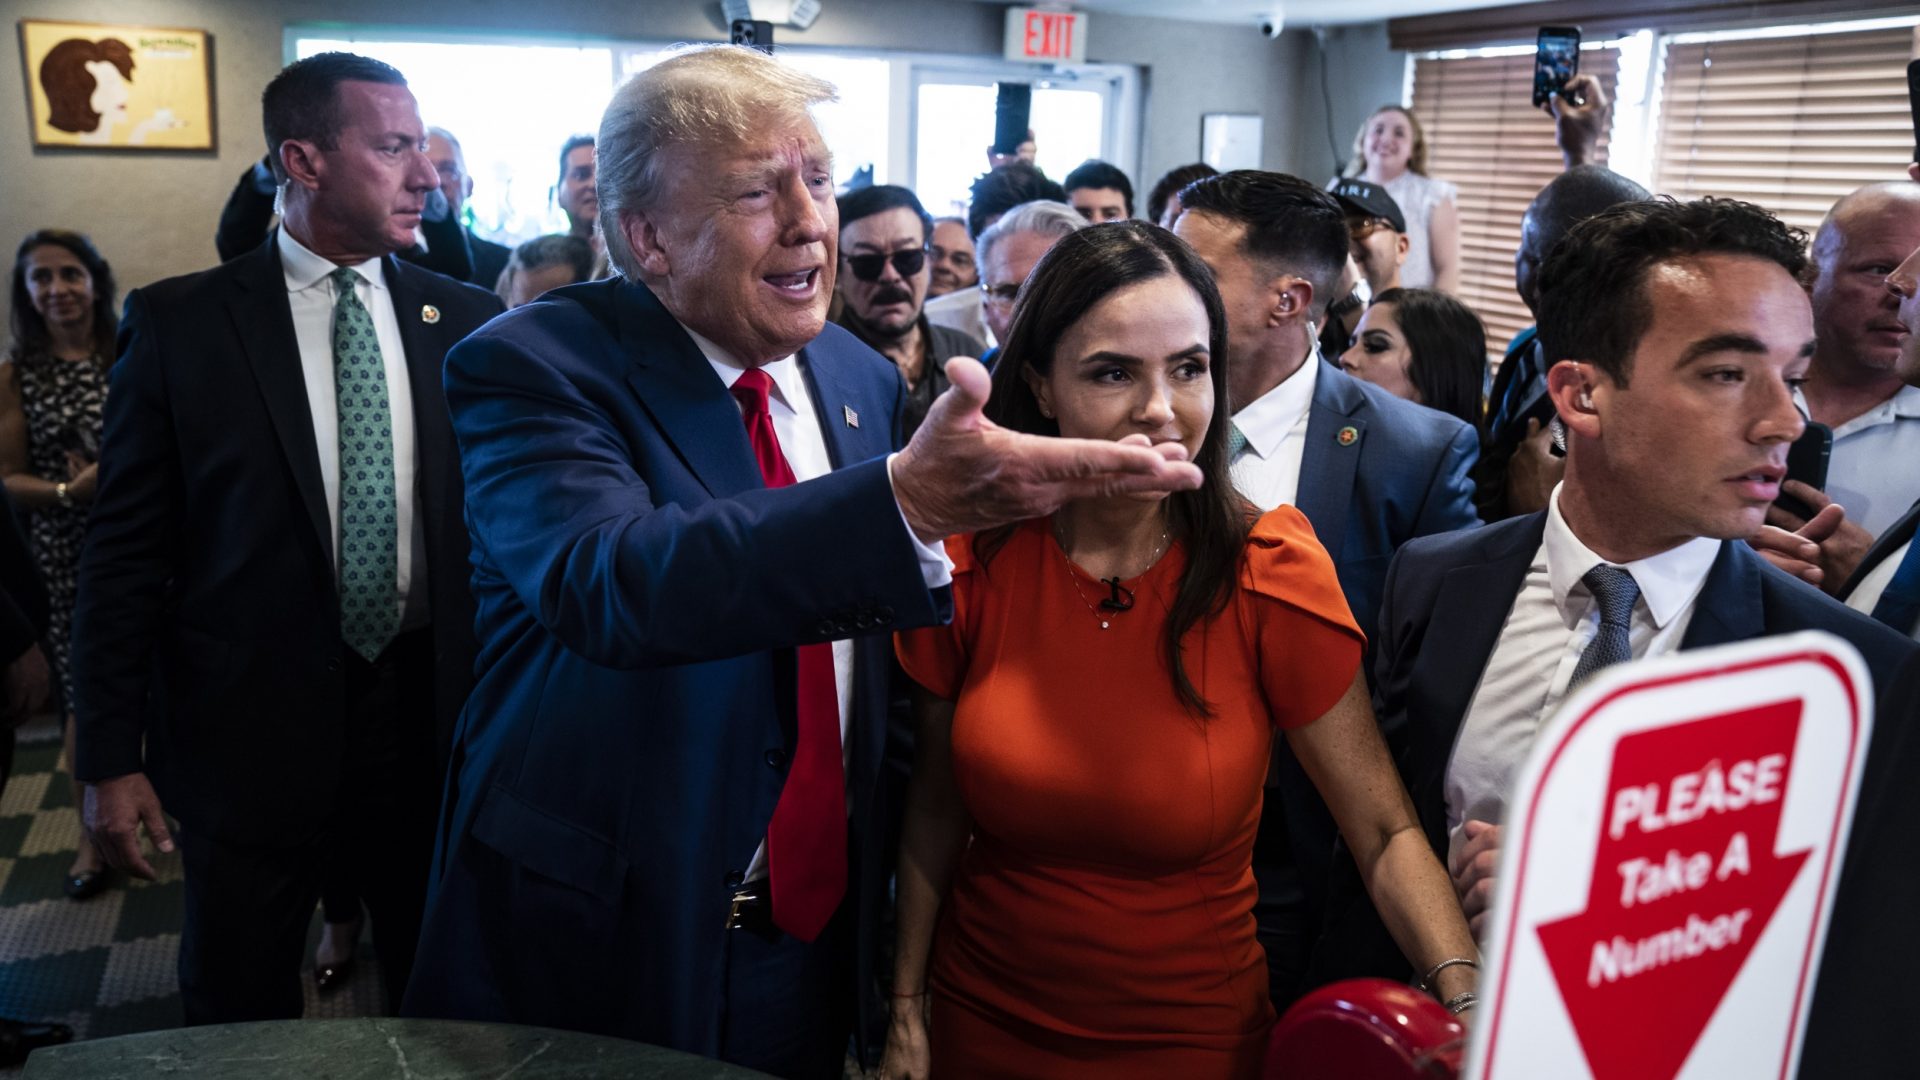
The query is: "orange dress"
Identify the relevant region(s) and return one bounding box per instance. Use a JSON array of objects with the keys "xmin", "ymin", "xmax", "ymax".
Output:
[{"xmin": 896, "ymin": 508, "xmax": 1364, "ymax": 1079}]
